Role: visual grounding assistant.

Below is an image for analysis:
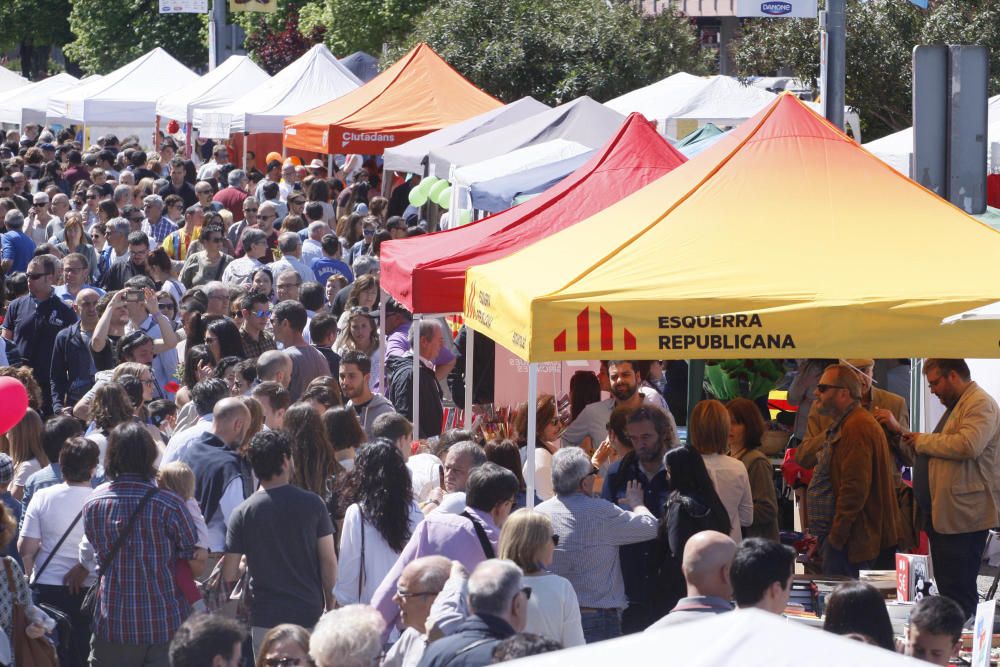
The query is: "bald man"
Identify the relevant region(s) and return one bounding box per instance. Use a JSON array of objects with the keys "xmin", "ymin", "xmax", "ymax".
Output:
[
  {"xmin": 257, "ymin": 349, "xmax": 293, "ymax": 389},
  {"xmin": 178, "ymin": 397, "xmax": 253, "ymax": 553},
  {"xmin": 646, "ymin": 531, "xmax": 736, "ymax": 629},
  {"xmin": 382, "ymin": 556, "xmax": 452, "ymax": 667}
]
